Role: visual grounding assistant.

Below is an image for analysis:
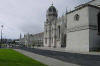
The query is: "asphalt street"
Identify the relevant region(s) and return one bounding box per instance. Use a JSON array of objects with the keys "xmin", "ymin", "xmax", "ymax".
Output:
[{"xmin": 20, "ymin": 48, "xmax": 100, "ymax": 66}]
